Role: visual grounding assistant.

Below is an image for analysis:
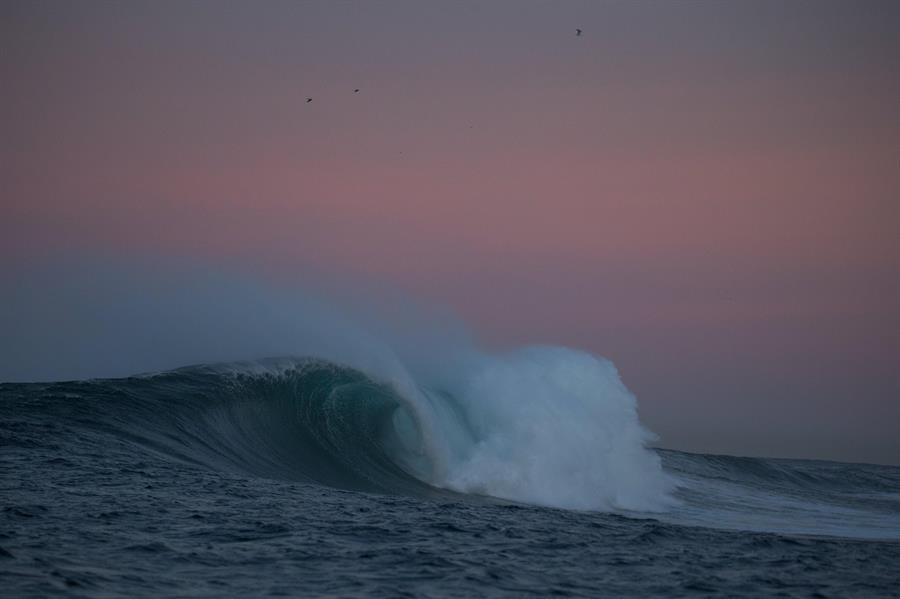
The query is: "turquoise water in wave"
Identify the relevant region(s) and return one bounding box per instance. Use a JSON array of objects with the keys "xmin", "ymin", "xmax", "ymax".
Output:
[{"xmin": 2, "ymin": 359, "xmax": 899, "ymax": 597}]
